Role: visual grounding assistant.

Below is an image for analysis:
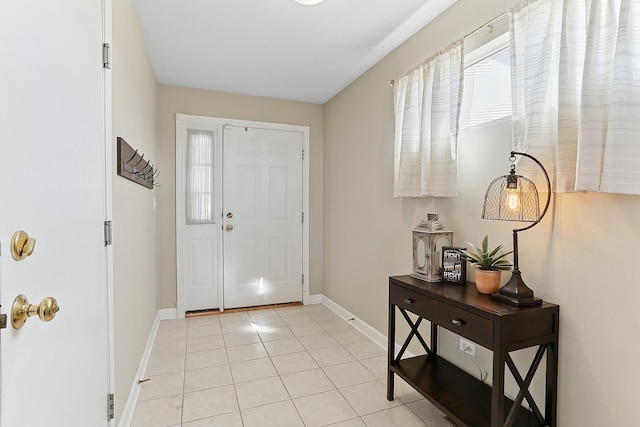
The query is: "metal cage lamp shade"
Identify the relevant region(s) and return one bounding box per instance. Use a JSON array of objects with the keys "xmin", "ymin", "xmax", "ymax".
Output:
[{"xmin": 481, "ymin": 151, "xmax": 551, "ymax": 307}]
